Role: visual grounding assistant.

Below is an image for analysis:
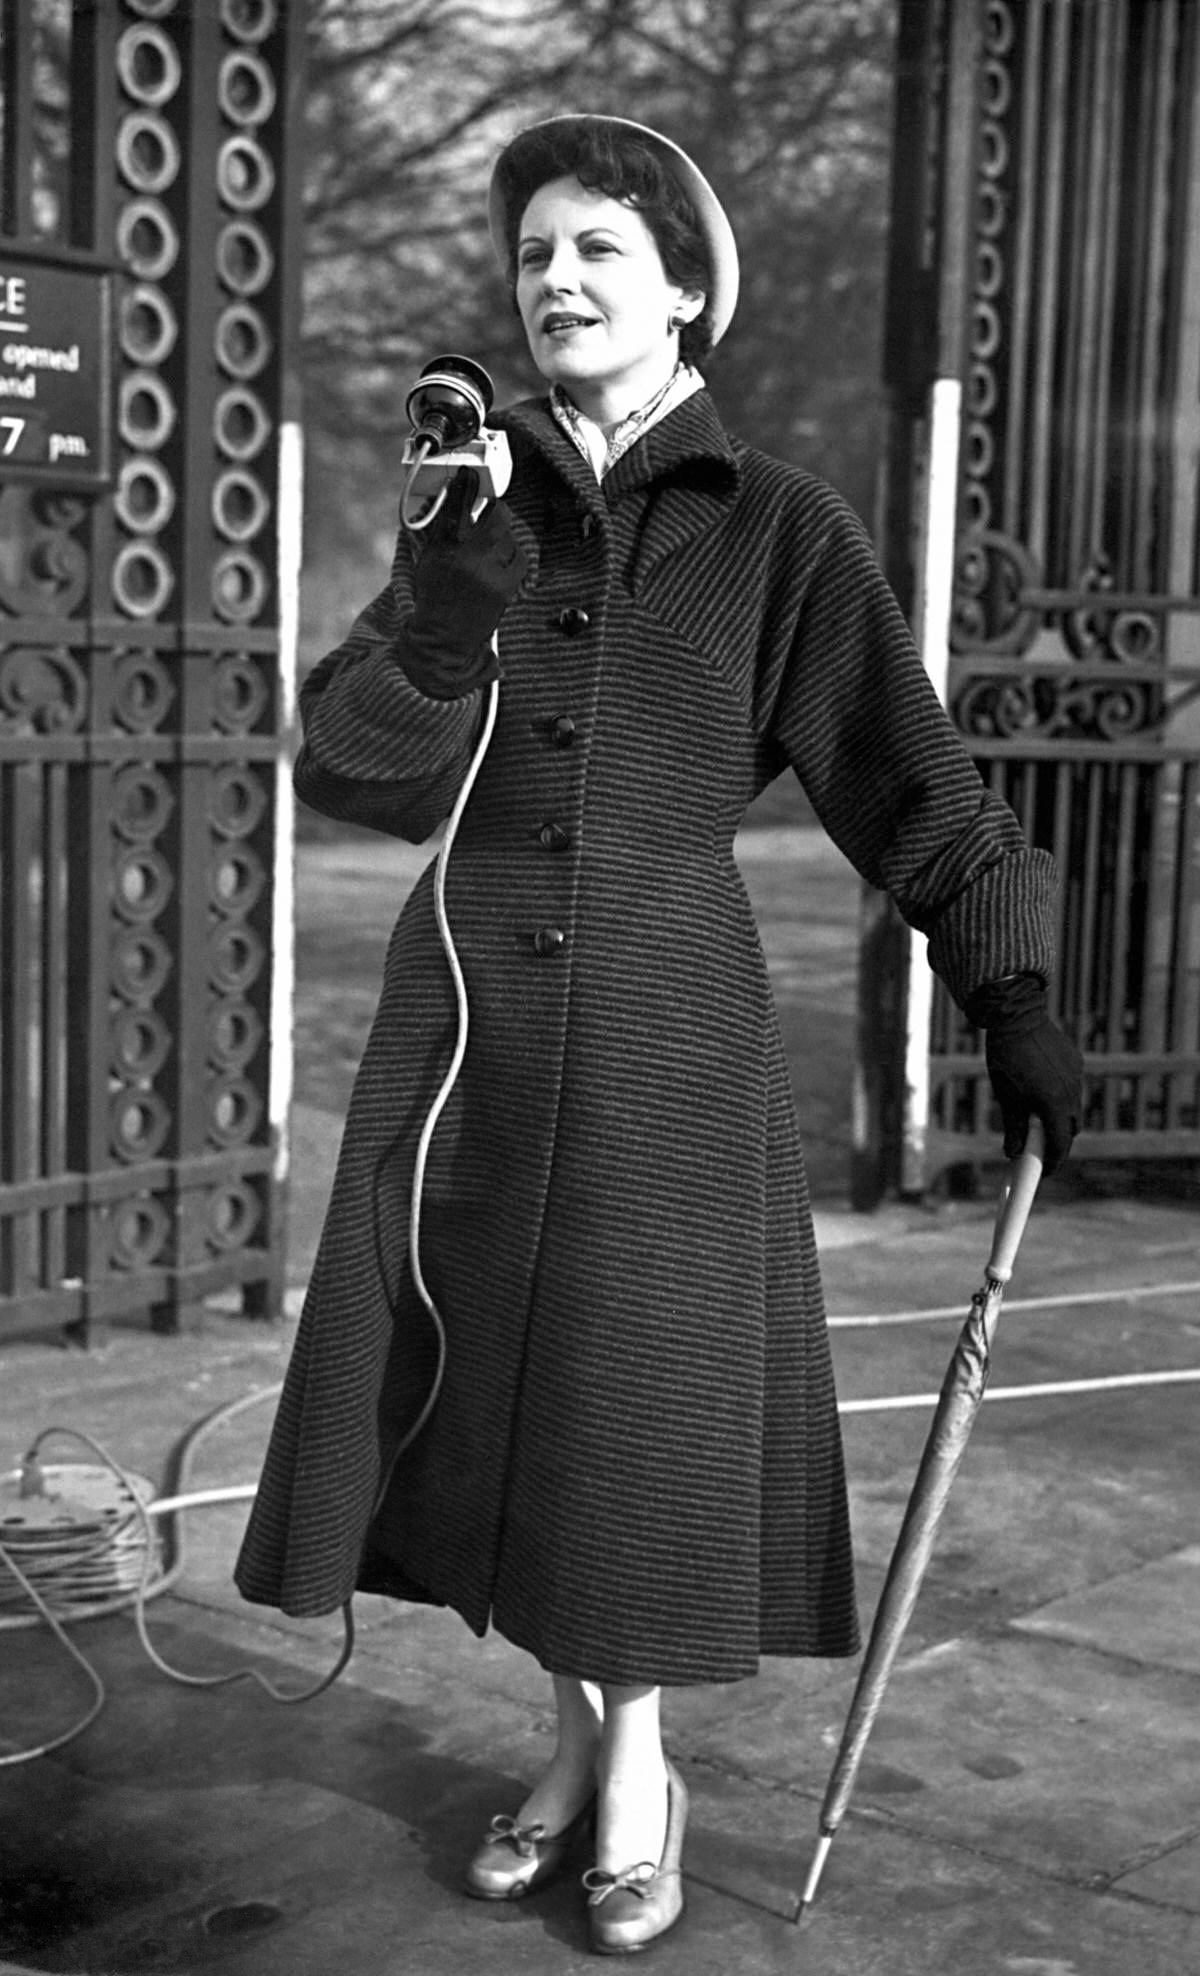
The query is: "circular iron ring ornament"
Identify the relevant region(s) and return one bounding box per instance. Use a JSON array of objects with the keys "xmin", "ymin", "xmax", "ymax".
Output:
[
  {"xmin": 215, "ymin": 303, "xmax": 272, "ymax": 379},
  {"xmin": 207, "ymin": 997, "xmax": 263, "ymax": 1068},
  {"xmin": 114, "ymin": 843, "xmax": 174, "ymax": 923},
  {"xmin": 967, "ymin": 361, "xmax": 997, "ymax": 418},
  {"xmin": 206, "ymin": 1180, "xmax": 261, "ymax": 1252},
  {"xmin": 982, "ymin": 56, "xmax": 1012, "ymax": 117},
  {"xmin": 963, "ymin": 480, "xmax": 992, "ymax": 531},
  {"xmin": 118, "ymin": 369, "xmax": 177, "ymax": 450},
  {"xmin": 215, "ymin": 219, "xmax": 274, "ymax": 296},
  {"xmin": 112, "ymin": 540, "xmax": 175, "ymax": 619},
  {"xmin": 111, "ymin": 1006, "xmax": 172, "ymax": 1080},
  {"xmin": 0, "ymin": 647, "xmax": 87, "ymax": 734},
  {"xmin": 207, "ymin": 922, "xmax": 266, "ymax": 995},
  {"xmin": 111, "ymin": 926, "xmax": 173, "ymax": 1002},
  {"xmin": 113, "ymin": 652, "xmax": 174, "ymax": 733},
  {"xmin": 214, "ymin": 387, "xmax": 270, "ymax": 462},
  {"xmin": 212, "ymin": 549, "xmax": 267, "ymax": 623},
  {"xmin": 110, "ymin": 1086, "xmax": 172, "ymax": 1163},
  {"xmin": 964, "ymin": 420, "xmax": 995, "ymax": 480},
  {"xmin": 208, "ymin": 1074, "xmax": 263, "ymax": 1147},
  {"xmin": 209, "ymin": 842, "xmax": 267, "ymax": 914},
  {"xmin": 220, "ymin": 0, "xmax": 278, "ymax": 46},
  {"xmin": 116, "ymin": 112, "xmax": 182, "ymax": 195},
  {"xmin": 217, "ymin": 135, "xmax": 275, "ymax": 212},
  {"xmin": 109, "ymin": 1195, "xmax": 171, "ymax": 1271},
  {"xmin": 212, "ymin": 653, "xmax": 269, "ymax": 732},
  {"xmin": 111, "ymin": 762, "xmax": 174, "ymax": 840},
  {"xmin": 116, "ymin": 24, "xmax": 182, "ymax": 106},
  {"xmin": 977, "ymin": 181, "xmax": 1006, "ymax": 238},
  {"xmin": 114, "ymin": 844, "xmax": 174, "ymax": 923},
  {"xmin": 119, "ymin": 284, "xmax": 178, "ymax": 367},
  {"xmin": 212, "ymin": 468, "xmax": 269, "ymax": 543},
  {"xmin": 116, "ymin": 456, "xmax": 176, "ymax": 535},
  {"xmin": 984, "ymin": 0, "xmax": 1016, "ymax": 56},
  {"xmin": 207, "ymin": 762, "xmax": 268, "ymax": 837},
  {"xmin": 116, "ymin": 197, "xmax": 180, "ymax": 280},
  {"xmin": 218, "ymin": 50, "xmax": 277, "ymax": 126}
]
